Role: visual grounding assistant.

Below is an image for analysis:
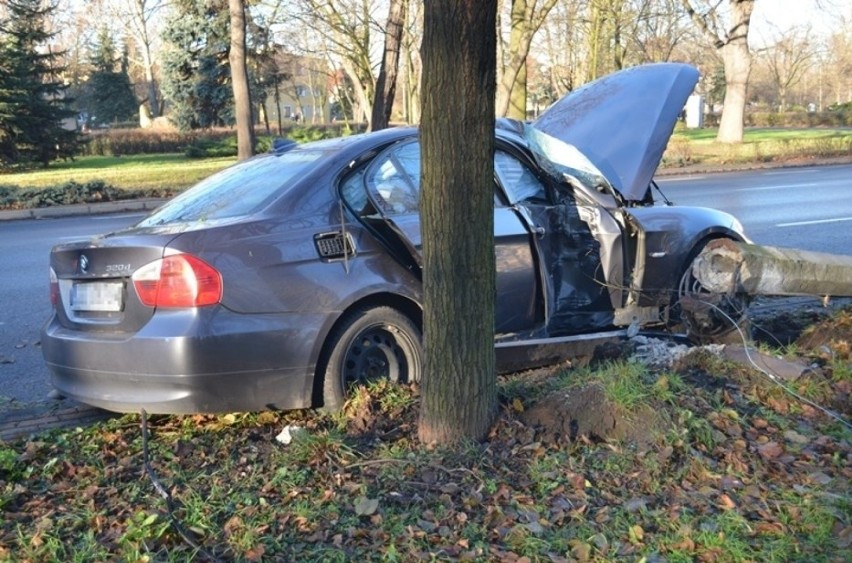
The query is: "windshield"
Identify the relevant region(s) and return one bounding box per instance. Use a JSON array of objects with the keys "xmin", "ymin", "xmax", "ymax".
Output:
[
  {"xmin": 522, "ymin": 126, "xmax": 614, "ymax": 196},
  {"xmin": 137, "ymin": 150, "xmax": 324, "ymax": 226}
]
